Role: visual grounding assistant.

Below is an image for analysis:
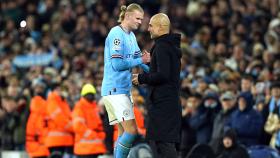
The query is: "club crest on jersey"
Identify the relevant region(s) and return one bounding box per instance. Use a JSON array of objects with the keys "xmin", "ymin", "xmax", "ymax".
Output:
[{"xmin": 123, "ymin": 109, "xmax": 130, "ymax": 117}]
